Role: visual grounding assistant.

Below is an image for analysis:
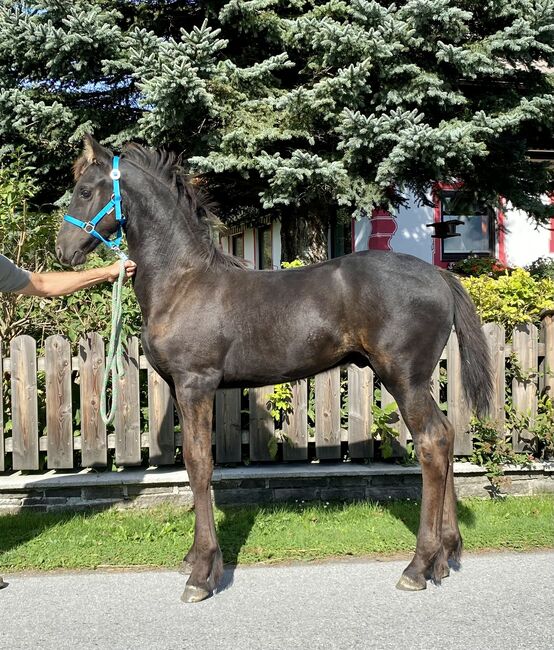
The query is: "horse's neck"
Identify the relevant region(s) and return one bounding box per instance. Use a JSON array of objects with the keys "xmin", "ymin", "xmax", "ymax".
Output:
[{"xmin": 123, "ymin": 190, "xmax": 206, "ymax": 317}]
